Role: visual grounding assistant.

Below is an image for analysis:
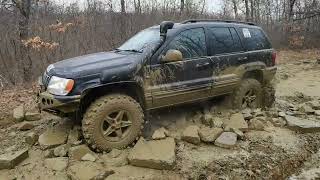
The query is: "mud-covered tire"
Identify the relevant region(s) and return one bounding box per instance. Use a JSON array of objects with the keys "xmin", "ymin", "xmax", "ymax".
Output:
[
  {"xmin": 232, "ymin": 79, "xmax": 263, "ymax": 109},
  {"xmin": 262, "ymin": 84, "xmax": 275, "ymax": 108},
  {"xmin": 82, "ymin": 94, "xmax": 144, "ymax": 152}
]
